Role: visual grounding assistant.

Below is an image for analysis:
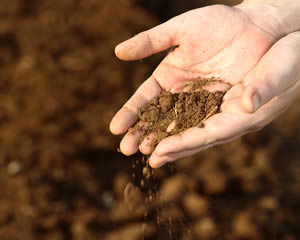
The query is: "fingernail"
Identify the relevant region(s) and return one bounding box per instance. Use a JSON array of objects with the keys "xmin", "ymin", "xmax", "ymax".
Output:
[{"xmin": 252, "ymin": 94, "xmax": 261, "ymax": 112}]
